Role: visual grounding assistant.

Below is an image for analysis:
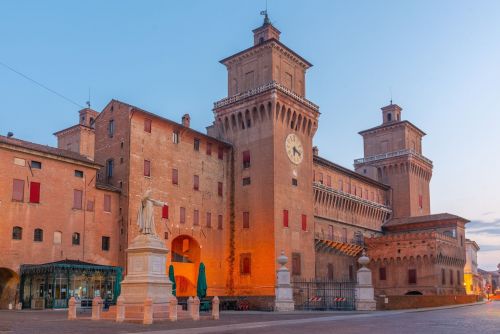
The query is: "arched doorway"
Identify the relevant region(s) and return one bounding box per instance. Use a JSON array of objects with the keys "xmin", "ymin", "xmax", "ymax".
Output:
[
  {"xmin": 0, "ymin": 268, "xmax": 19, "ymax": 309},
  {"xmin": 405, "ymin": 290, "xmax": 423, "ymax": 296},
  {"xmin": 171, "ymin": 235, "xmax": 200, "ymax": 296}
]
